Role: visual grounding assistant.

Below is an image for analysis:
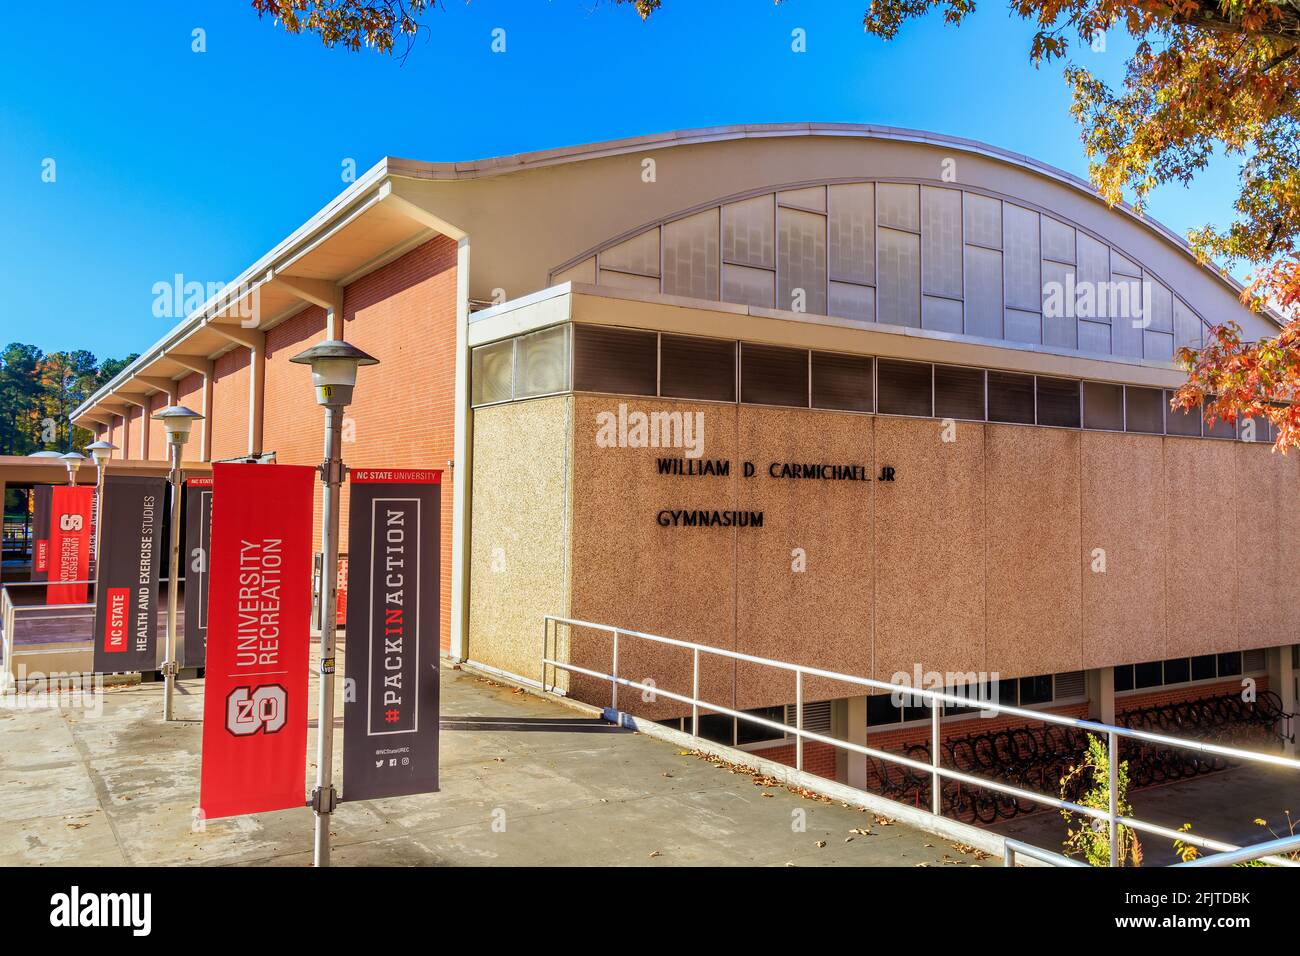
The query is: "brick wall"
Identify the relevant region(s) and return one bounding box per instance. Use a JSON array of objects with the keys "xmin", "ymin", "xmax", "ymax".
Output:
[
  {"xmin": 147, "ymin": 392, "xmax": 168, "ymax": 461},
  {"xmin": 209, "ymin": 347, "xmax": 250, "ymax": 461},
  {"xmin": 1117, "ymin": 677, "xmax": 1267, "ymax": 715},
  {"xmin": 752, "ymin": 740, "xmax": 838, "ymax": 780},
  {"xmin": 176, "ymin": 372, "xmax": 205, "ymax": 457},
  {"xmin": 252, "ymin": 236, "xmax": 460, "ymax": 650}
]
